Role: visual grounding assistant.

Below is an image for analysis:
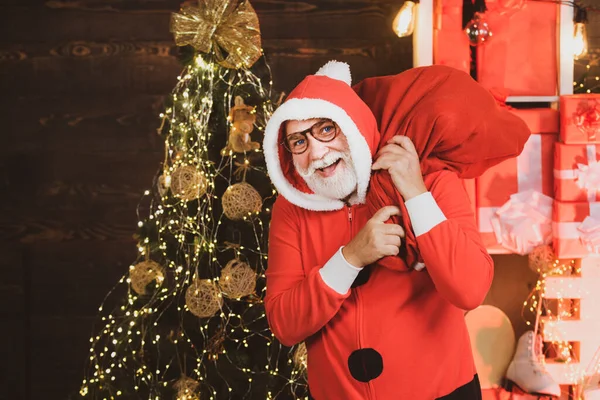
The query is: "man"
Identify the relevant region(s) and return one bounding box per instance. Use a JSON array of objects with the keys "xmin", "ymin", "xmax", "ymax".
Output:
[{"xmin": 262, "ymin": 61, "xmax": 529, "ymax": 399}]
